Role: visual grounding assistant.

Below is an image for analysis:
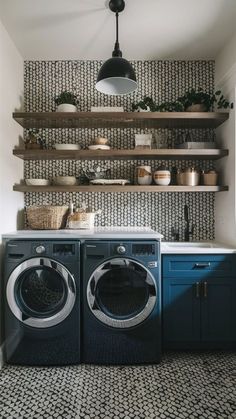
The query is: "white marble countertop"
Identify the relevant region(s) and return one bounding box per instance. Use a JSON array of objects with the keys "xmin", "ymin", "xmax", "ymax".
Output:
[
  {"xmin": 2, "ymin": 230, "xmax": 236, "ymax": 253},
  {"xmin": 161, "ymin": 241, "xmax": 236, "ymax": 254},
  {"xmin": 2, "ymin": 227, "xmax": 163, "ymax": 240}
]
